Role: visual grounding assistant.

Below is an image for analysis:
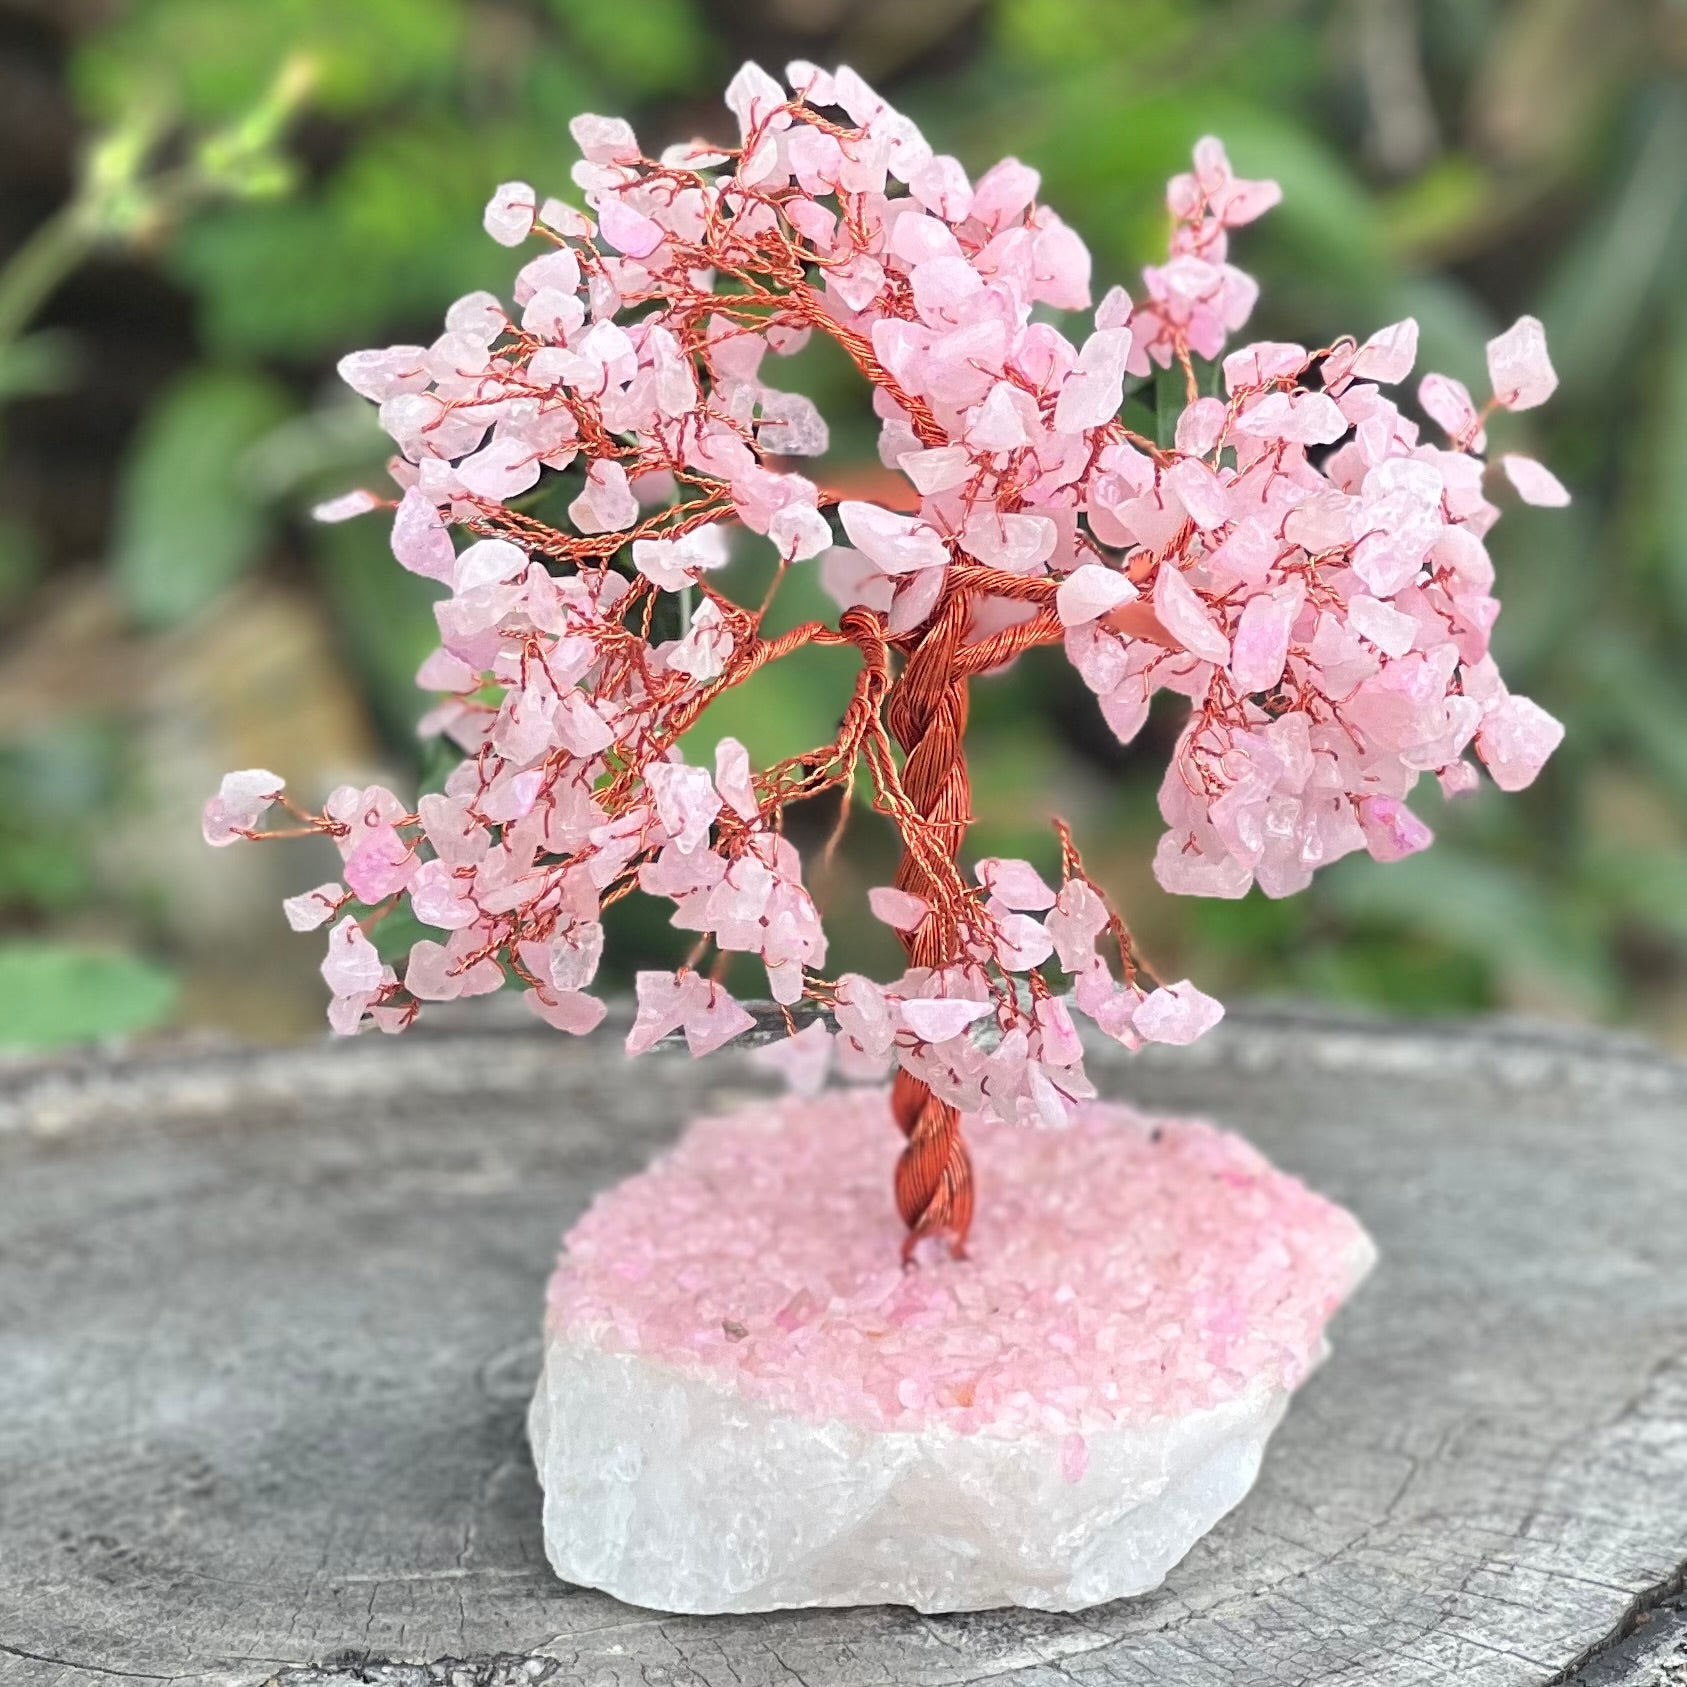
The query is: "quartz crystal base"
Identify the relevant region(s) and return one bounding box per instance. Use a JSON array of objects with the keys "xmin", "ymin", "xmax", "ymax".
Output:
[{"xmin": 529, "ymin": 1089, "xmax": 1374, "ymax": 1613}]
